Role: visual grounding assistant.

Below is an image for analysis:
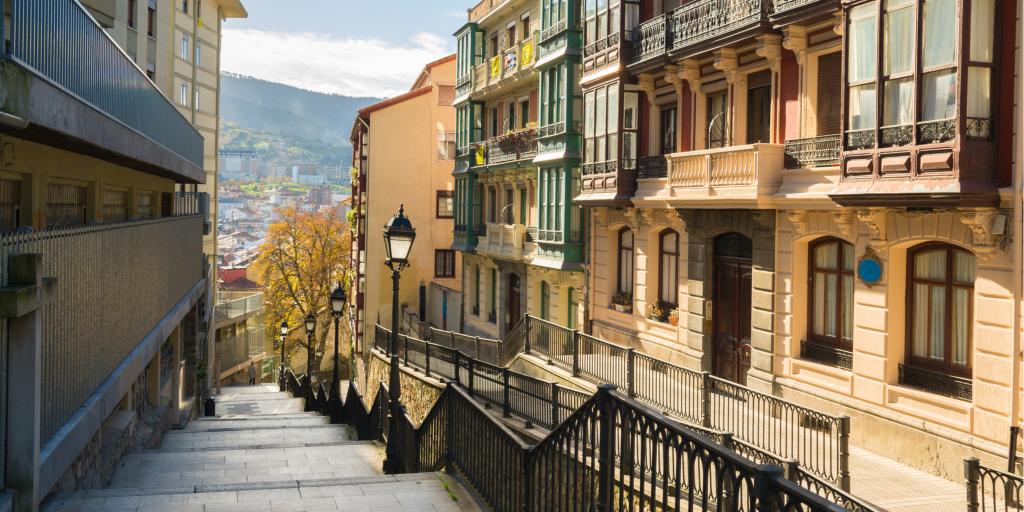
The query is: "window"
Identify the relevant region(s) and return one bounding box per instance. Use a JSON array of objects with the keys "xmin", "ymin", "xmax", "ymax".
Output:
[
  {"xmin": 707, "ymin": 90, "xmax": 728, "ymax": 148},
  {"xmin": 659, "ymin": 230, "xmax": 678, "ymax": 306},
  {"xmin": 436, "ymin": 190, "xmax": 454, "ymax": 218},
  {"xmin": 540, "ymin": 281, "xmax": 550, "ymax": 320},
  {"xmin": 584, "ymin": 0, "xmax": 620, "ymax": 45},
  {"xmin": 809, "ymin": 238, "xmax": 855, "ymax": 348},
  {"xmin": 617, "ymin": 228, "xmax": 634, "ymax": 295},
  {"xmin": 660, "ymin": 107, "xmax": 677, "ymax": 155},
  {"xmin": 521, "ymin": 16, "xmax": 531, "ymax": 39},
  {"xmin": 138, "ymin": 191, "xmax": 154, "ymax": 219},
  {"xmin": 147, "ymin": 2, "xmax": 156, "ymax": 37},
  {"xmin": 195, "ymin": 43, "xmax": 201, "ymax": 66},
  {"xmin": 584, "ymin": 83, "xmax": 619, "ymax": 165},
  {"xmin": 47, "ymin": 183, "xmax": 87, "ymax": 227},
  {"xmin": 908, "ymin": 244, "xmax": 974, "ymax": 374},
  {"xmin": 435, "ymin": 250, "xmax": 456, "ymax": 278},
  {"xmin": 542, "ymin": 0, "xmax": 567, "ymax": 31},
  {"xmin": 845, "ymin": 0, "xmax": 990, "ymax": 147},
  {"xmin": 622, "ymin": 90, "xmax": 638, "ymax": 168},
  {"xmin": 181, "ymin": 0, "xmax": 187, "ymax": 13},
  {"xmin": 179, "ymin": 83, "xmax": 189, "ymax": 106},
  {"xmin": 128, "ymin": 0, "xmax": 137, "ymax": 28},
  {"xmin": 520, "ymin": 100, "xmax": 530, "ymax": 129},
  {"xmin": 747, "ymin": 70, "xmax": 772, "ymax": 143},
  {"xmin": 437, "ymin": 131, "xmax": 456, "ymax": 160},
  {"xmin": 567, "ymin": 287, "xmax": 577, "ymax": 328},
  {"xmin": 102, "ymin": 189, "xmax": 128, "ymax": 223},
  {"xmin": 489, "ymin": 268, "xmax": 498, "ymax": 323},
  {"xmin": 816, "ymin": 52, "xmax": 843, "ymax": 135},
  {"xmin": 194, "ymin": 87, "xmax": 200, "ymax": 110},
  {"xmin": 487, "ymin": 186, "xmax": 497, "ymax": 223},
  {"xmin": 474, "ymin": 266, "xmax": 481, "ymax": 315},
  {"xmin": 0, "ymin": 180, "xmax": 22, "ymax": 233},
  {"xmin": 181, "ymin": 35, "xmax": 189, "ymax": 60},
  {"xmin": 490, "ymin": 33, "xmax": 499, "ymax": 57}
]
